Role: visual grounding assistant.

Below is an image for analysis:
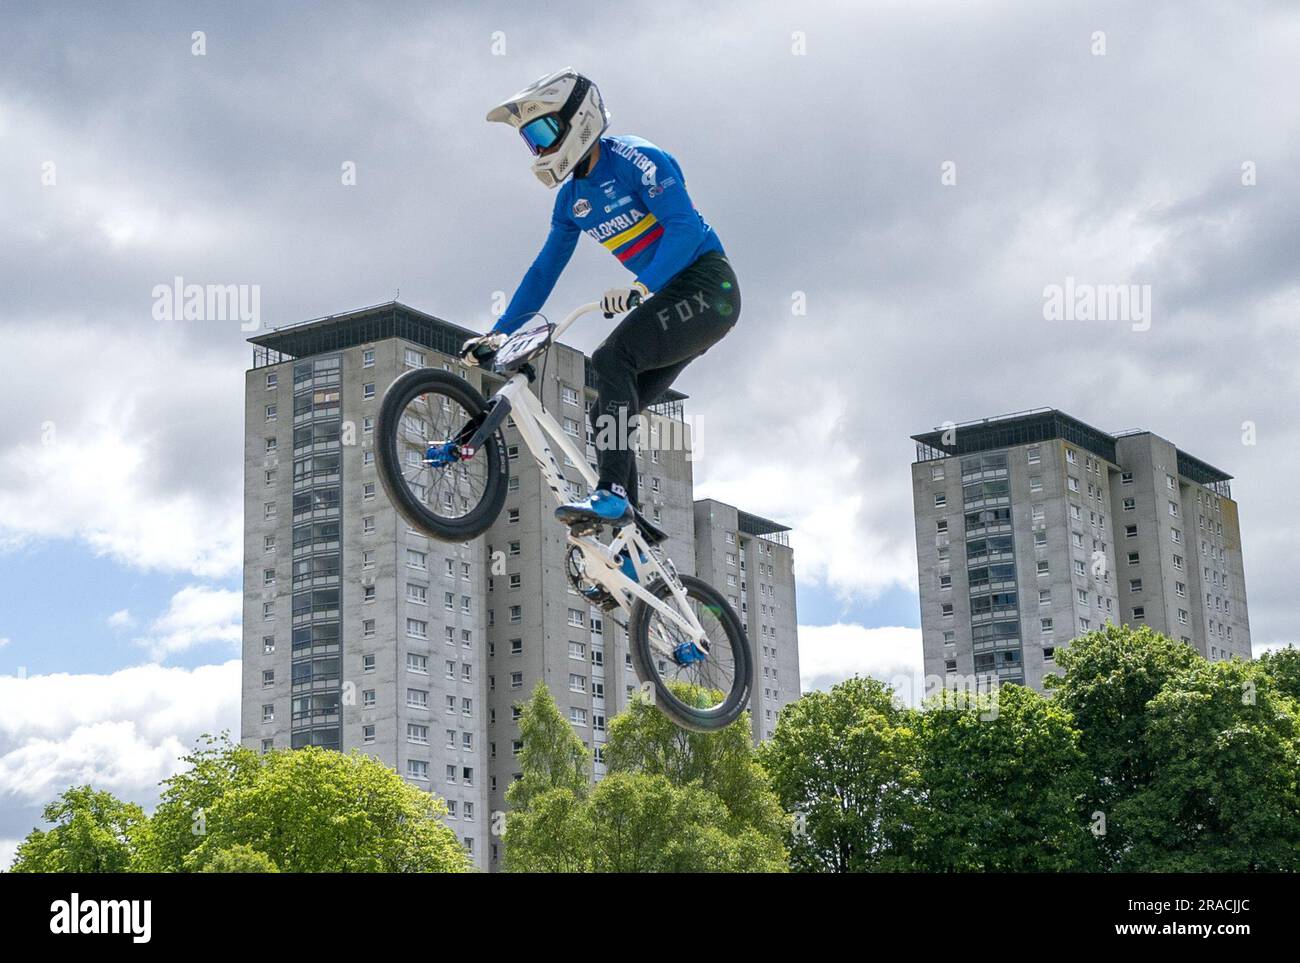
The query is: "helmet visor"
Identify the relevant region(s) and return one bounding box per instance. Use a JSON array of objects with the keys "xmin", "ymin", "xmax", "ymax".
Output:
[{"xmin": 519, "ymin": 114, "xmax": 565, "ymax": 156}]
